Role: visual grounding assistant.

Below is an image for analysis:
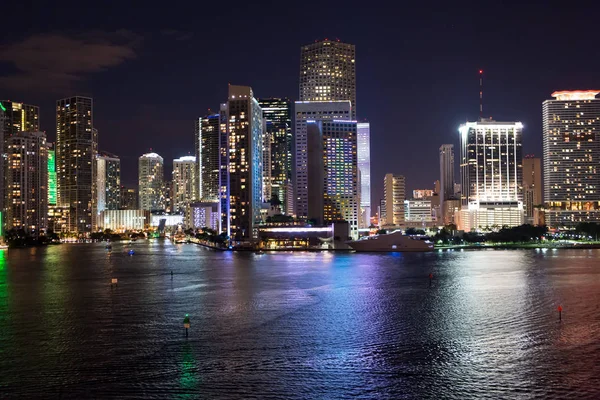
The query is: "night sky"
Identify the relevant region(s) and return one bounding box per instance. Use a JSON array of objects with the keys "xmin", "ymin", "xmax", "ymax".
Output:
[{"xmin": 2, "ymin": 2, "xmax": 600, "ymax": 206}]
